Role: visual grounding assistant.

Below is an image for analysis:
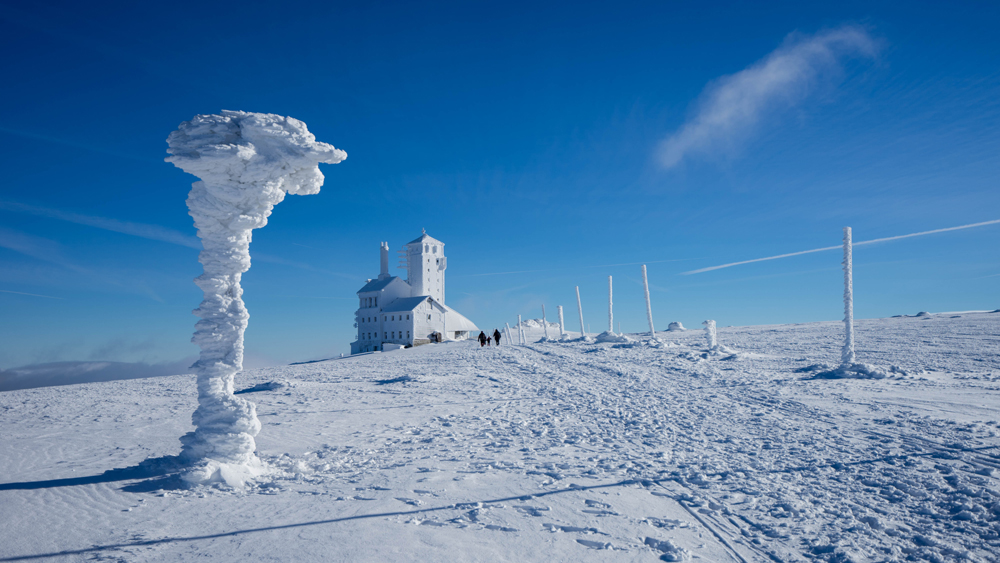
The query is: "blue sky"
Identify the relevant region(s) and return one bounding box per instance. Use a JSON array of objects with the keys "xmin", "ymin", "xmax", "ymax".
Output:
[{"xmin": 1, "ymin": 1, "xmax": 998, "ymax": 369}]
